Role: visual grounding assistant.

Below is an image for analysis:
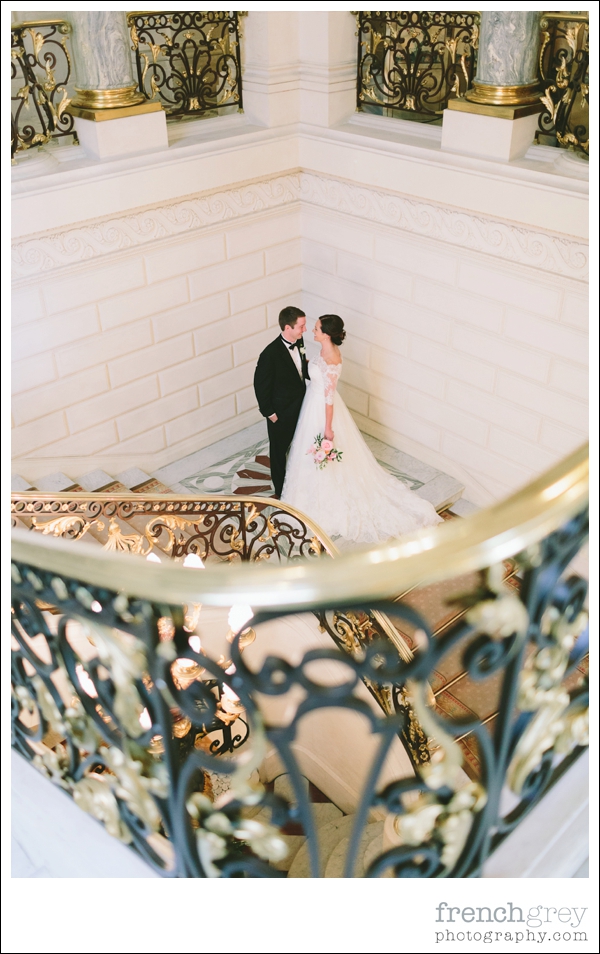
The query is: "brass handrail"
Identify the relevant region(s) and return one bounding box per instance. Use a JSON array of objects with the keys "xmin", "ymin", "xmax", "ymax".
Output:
[
  {"xmin": 11, "ymin": 19, "xmax": 71, "ymax": 29},
  {"xmin": 11, "ymin": 444, "xmax": 588, "ymax": 611},
  {"xmin": 541, "ymin": 12, "xmax": 589, "ymax": 23}
]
